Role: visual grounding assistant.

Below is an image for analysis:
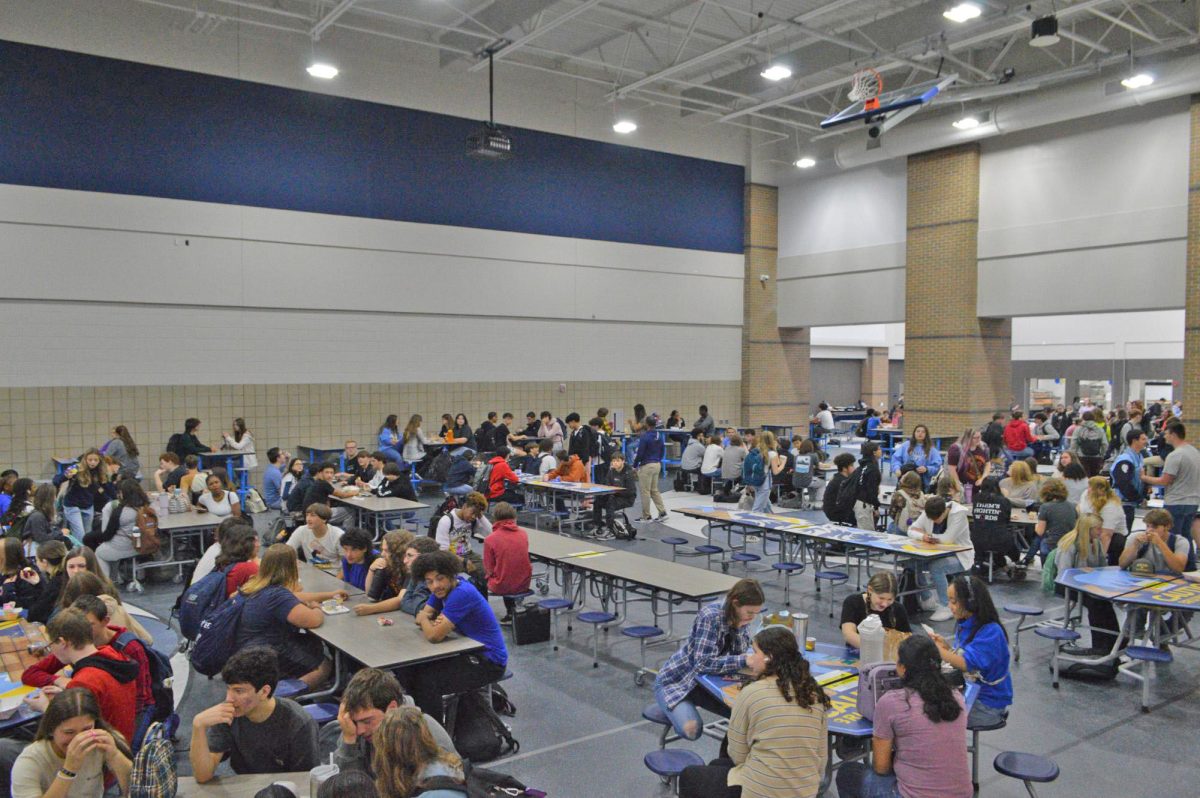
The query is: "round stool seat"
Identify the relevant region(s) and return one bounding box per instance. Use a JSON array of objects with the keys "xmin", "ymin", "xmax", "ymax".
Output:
[
  {"xmin": 1034, "ymin": 627, "xmax": 1081, "ymax": 642},
  {"xmin": 578, "ymin": 611, "xmax": 618, "ymax": 625},
  {"xmin": 274, "ymin": 679, "xmax": 307, "ymax": 699},
  {"xmin": 731, "ymin": 552, "xmax": 761, "ymax": 562},
  {"xmin": 499, "ymin": 590, "xmax": 536, "ymax": 600},
  {"xmin": 644, "ymin": 749, "xmax": 705, "ymax": 777},
  {"xmin": 642, "ymin": 702, "xmax": 670, "ymax": 725},
  {"xmin": 967, "ymin": 712, "xmax": 1008, "ymax": 732},
  {"xmin": 771, "ymin": 562, "xmax": 804, "ymax": 572},
  {"xmin": 695, "ymin": 544, "xmax": 724, "ymax": 554},
  {"xmin": 661, "ymin": 536, "xmax": 689, "ymax": 546},
  {"xmin": 993, "ymin": 752, "xmax": 1060, "ymax": 783},
  {"xmin": 622, "ymin": 625, "xmax": 664, "ymax": 639},
  {"xmin": 539, "ymin": 598, "xmax": 574, "ymax": 611},
  {"xmin": 1004, "ymin": 604, "xmax": 1044, "ymax": 616},
  {"xmin": 303, "ymin": 703, "xmax": 339, "ymax": 725},
  {"xmin": 1126, "ymin": 645, "xmax": 1173, "ymax": 664},
  {"xmin": 815, "ymin": 570, "xmax": 849, "ymax": 581}
]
